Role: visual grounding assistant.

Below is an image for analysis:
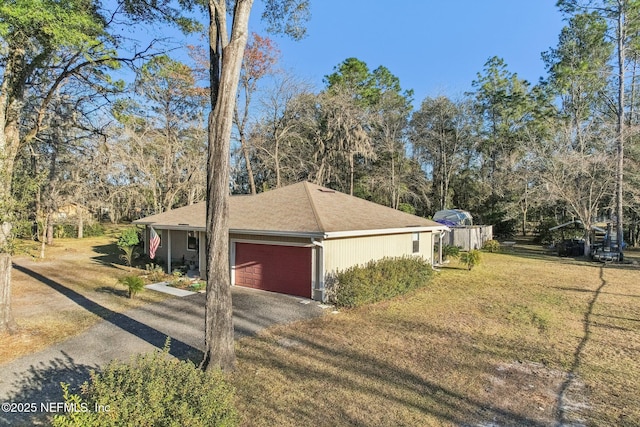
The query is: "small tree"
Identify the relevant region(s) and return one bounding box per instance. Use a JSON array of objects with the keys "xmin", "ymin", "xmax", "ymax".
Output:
[
  {"xmin": 118, "ymin": 275, "xmax": 145, "ymax": 298},
  {"xmin": 459, "ymin": 250, "xmax": 482, "ymax": 271},
  {"xmin": 442, "ymin": 244, "xmax": 460, "ymax": 261},
  {"xmin": 117, "ymin": 227, "xmax": 140, "ymax": 267}
]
